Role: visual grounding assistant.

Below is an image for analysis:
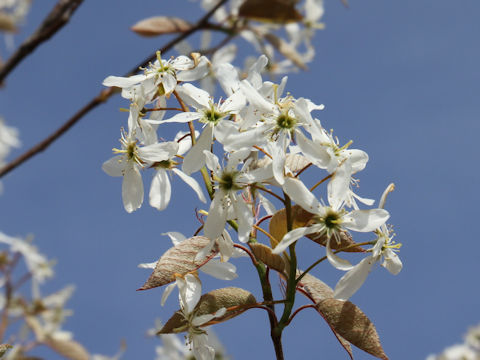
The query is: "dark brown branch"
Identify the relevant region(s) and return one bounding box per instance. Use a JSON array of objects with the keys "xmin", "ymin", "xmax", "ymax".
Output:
[
  {"xmin": 0, "ymin": 0, "xmax": 228, "ymax": 179},
  {"xmin": 0, "ymin": 0, "xmax": 84, "ymax": 84}
]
